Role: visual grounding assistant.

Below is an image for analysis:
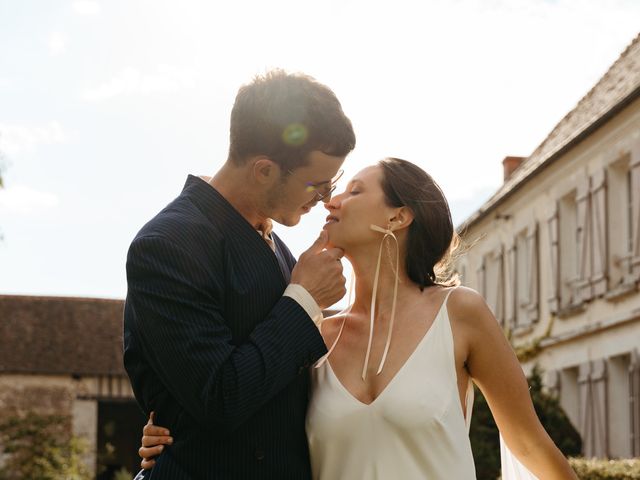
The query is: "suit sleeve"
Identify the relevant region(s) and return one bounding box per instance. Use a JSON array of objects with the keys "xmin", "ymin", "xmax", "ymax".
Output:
[{"xmin": 125, "ymin": 234, "xmax": 327, "ymax": 431}]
